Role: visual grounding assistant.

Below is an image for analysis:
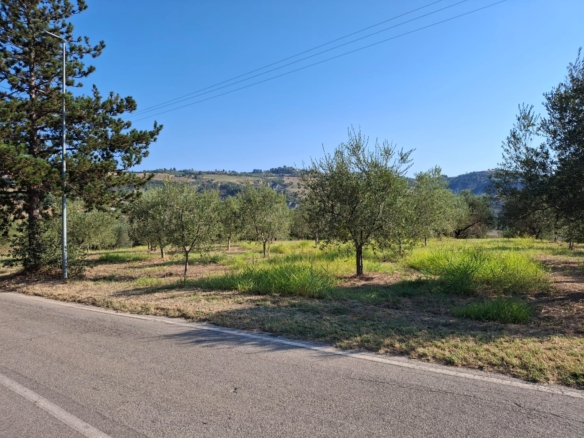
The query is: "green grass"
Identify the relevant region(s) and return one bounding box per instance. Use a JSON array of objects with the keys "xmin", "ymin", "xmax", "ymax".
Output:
[
  {"xmin": 330, "ymin": 280, "xmax": 429, "ymax": 304},
  {"xmin": 195, "ymin": 243, "xmax": 397, "ymax": 298},
  {"xmin": 270, "ymin": 243, "xmax": 293, "ymax": 254},
  {"xmin": 452, "ymin": 297, "xmax": 532, "ymax": 324},
  {"xmin": 134, "ymin": 277, "xmax": 166, "ymax": 288},
  {"xmin": 194, "ymin": 263, "xmax": 338, "ymax": 298},
  {"xmin": 407, "ymin": 246, "xmax": 550, "ymax": 295},
  {"xmin": 97, "ymin": 252, "xmax": 152, "ymax": 263},
  {"xmin": 196, "ymin": 239, "xmax": 552, "ymax": 298}
]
